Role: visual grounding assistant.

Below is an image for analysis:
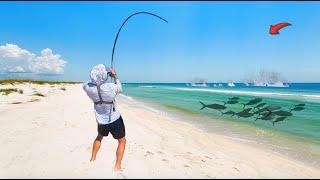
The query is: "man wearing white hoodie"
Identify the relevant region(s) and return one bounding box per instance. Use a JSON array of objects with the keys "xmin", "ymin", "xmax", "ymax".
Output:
[{"xmin": 82, "ymin": 64, "xmax": 125, "ymax": 171}]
